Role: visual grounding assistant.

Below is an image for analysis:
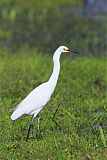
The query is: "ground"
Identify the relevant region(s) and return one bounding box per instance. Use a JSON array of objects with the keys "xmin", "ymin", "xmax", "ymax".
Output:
[{"xmin": 0, "ymin": 50, "xmax": 107, "ymax": 160}]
